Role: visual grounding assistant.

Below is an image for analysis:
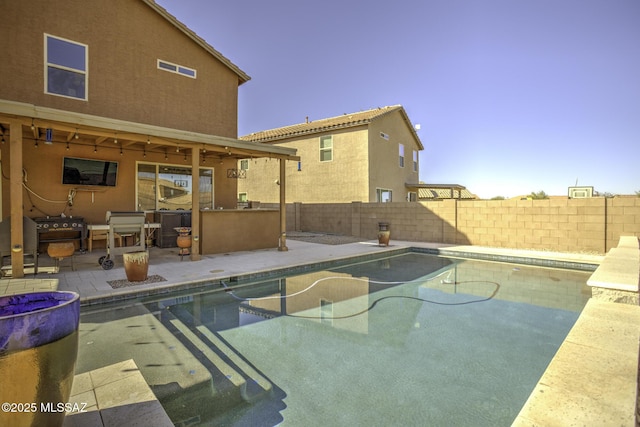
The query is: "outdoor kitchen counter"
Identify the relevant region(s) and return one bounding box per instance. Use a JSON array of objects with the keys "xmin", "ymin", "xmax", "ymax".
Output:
[{"xmin": 199, "ymin": 209, "xmax": 280, "ymax": 255}]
